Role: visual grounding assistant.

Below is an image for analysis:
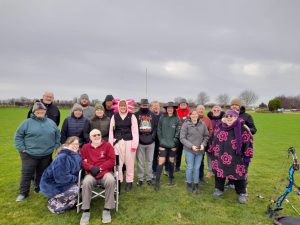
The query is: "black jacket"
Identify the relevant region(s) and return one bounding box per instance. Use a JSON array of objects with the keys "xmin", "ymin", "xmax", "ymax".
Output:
[{"xmin": 239, "ymin": 106, "xmax": 257, "ymax": 135}]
